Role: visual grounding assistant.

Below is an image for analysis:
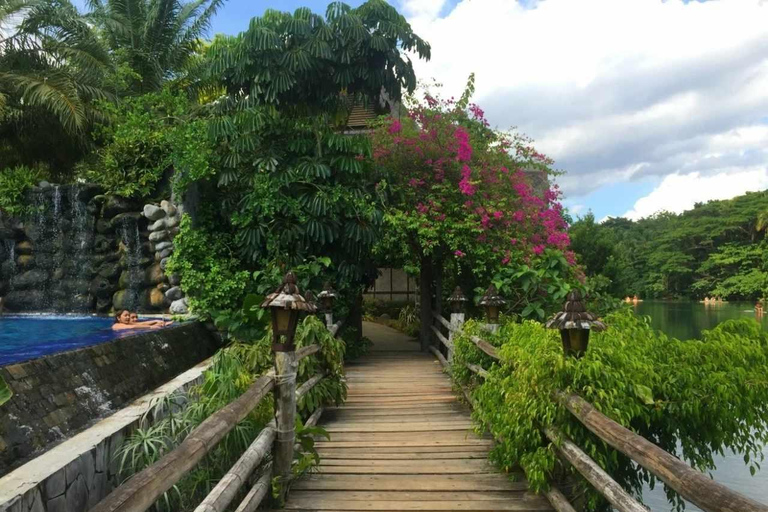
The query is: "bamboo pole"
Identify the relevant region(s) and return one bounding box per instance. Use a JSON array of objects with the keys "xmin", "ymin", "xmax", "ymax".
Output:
[
  {"xmin": 296, "ymin": 372, "xmax": 326, "ymax": 400},
  {"xmin": 469, "ymin": 335, "xmax": 499, "ymax": 359},
  {"xmin": 556, "ymin": 391, "xmax": 768, "ymax": 512},
  {"xmin": 543, "ymin": 427, "xmax": 647, "ymax": 512},
  {"xmin": 232, "ymin": 469, "xmax": 272, "ymax": 512},
  {"xmin": 545, "ymin": 486, "xmax": 578, "ymax": 512},
  {"xmin": 430, "ymin": 324, "xmax": 452, "ymax": 350},
  {"xmin": 273, "ymin": 350, "xmax": 297, "ymax": 499},
  {"xmin": 91, "ymin": 375, "xmax": 275, "ymax": 512},
  {"xmin": 194, "ymin": 421, "xmax": 276, "ymax": 512},
  {"xmin": 465, "ymin": 363, "xmax": 489, "ymax": 379},
  {"xmin": 296, "ymin": 344, "xmax": 320, "ymax": 361},
  {"xmin": 432, "ymin": 311, "xmax": 453, "ymax": 332}
]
